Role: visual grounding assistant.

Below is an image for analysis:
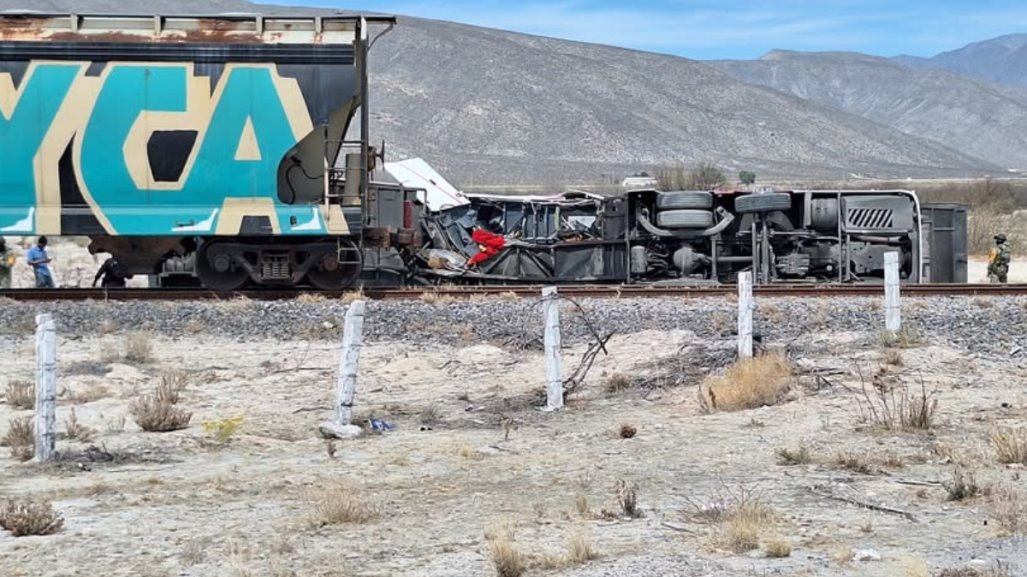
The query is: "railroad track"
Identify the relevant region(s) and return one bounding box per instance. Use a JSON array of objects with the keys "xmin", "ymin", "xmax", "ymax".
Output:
[{"xmin": 1, "ymin": 283, "xmax": 1026, "ymax": 302}]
